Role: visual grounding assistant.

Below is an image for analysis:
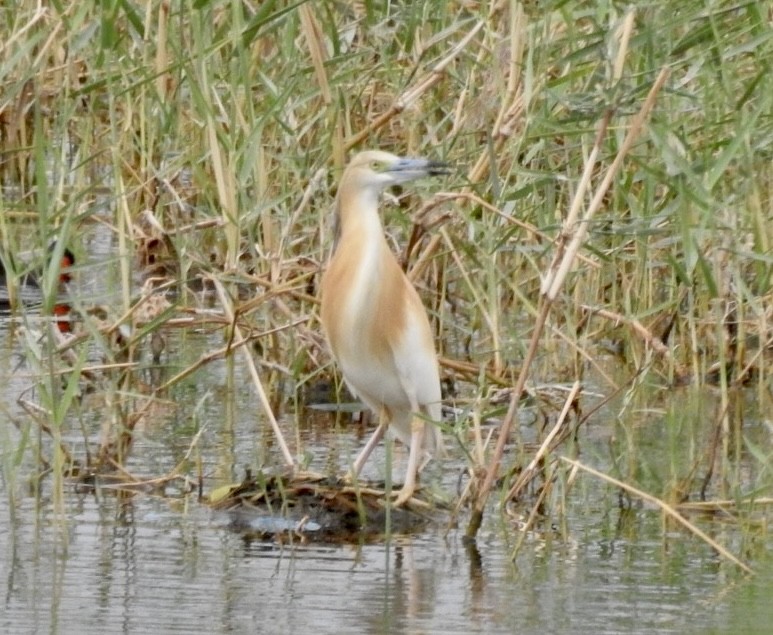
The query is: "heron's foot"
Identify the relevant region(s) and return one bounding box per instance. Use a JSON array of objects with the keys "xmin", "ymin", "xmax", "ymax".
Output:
[
  {"xmin": 340, "ymin": 471, "xmax": 357, "ymax": 487},
  {"xmin": 392, "ymin": 483, "xmax": 417, "ymax": 507}
]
